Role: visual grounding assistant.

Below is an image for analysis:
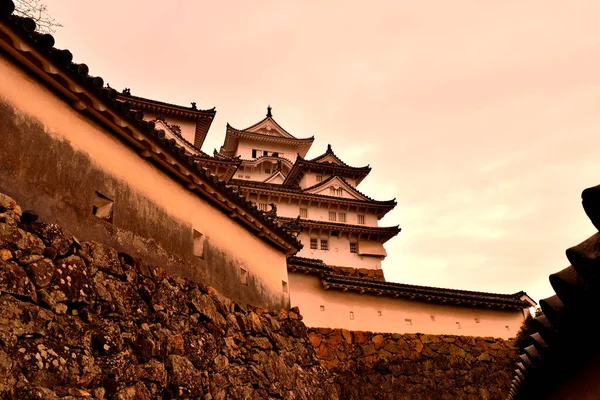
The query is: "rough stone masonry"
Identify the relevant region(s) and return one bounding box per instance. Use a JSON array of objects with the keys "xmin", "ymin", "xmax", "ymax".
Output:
[
  {"xmin": 0, "ymin": 190, "xmax": 518, "ymax": 399},
  {"xmin": 0, "ymin": 191, "xmax": 336, "ymax": 399}
]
